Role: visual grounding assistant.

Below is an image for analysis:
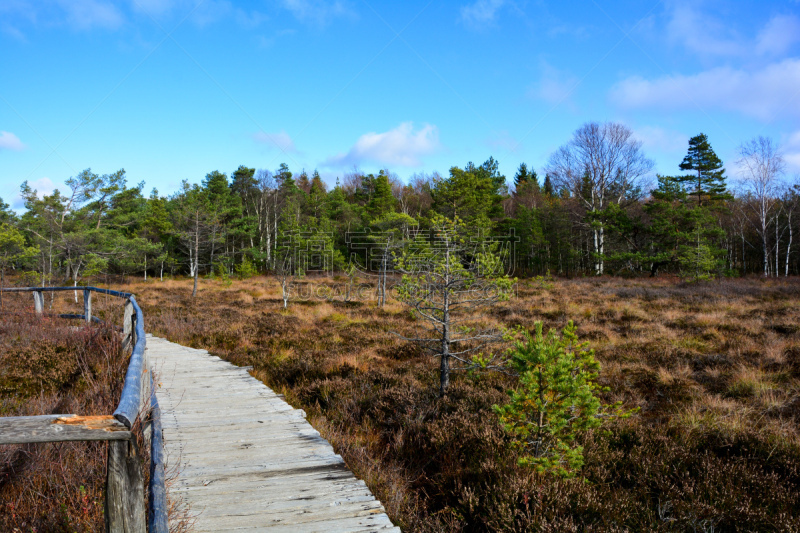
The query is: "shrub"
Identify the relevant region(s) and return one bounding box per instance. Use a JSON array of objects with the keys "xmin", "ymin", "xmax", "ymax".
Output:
[
  {"xmin": 236, "ymin": 256, "xmax": 258, "ymax": 279},
  {"xmin": 495, "ymin": 321, "xmax": 633, "ymax": 478}
]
